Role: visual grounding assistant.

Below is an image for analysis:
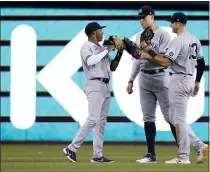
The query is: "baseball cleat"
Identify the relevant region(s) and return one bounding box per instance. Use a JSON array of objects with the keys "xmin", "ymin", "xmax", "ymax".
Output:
[
  {"xmin": 165, "ymin": 157, "xmax": 191, "ymax": 164},
  {"xmin": 196, "ymin": 144, "xmax": 209, "ymax": 164},
  {"xmin": 63, "ymin": 147, "xmax": 77, "ymax": 162},
  {"xmin": 91, "ymin": 156, "xmax": 114, "ymax": 163},
  {"xmin": 136, "ymin": 153, "xmax": 157, "ymax": 163}
]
